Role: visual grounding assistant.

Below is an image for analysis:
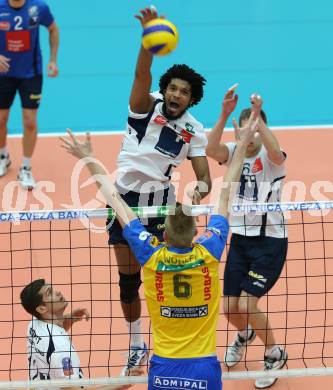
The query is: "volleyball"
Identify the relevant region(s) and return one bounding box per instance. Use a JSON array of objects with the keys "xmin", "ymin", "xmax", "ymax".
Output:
[{"xmin": 142, "ymin": 18, "xmax": 179, "ymax": 56}]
